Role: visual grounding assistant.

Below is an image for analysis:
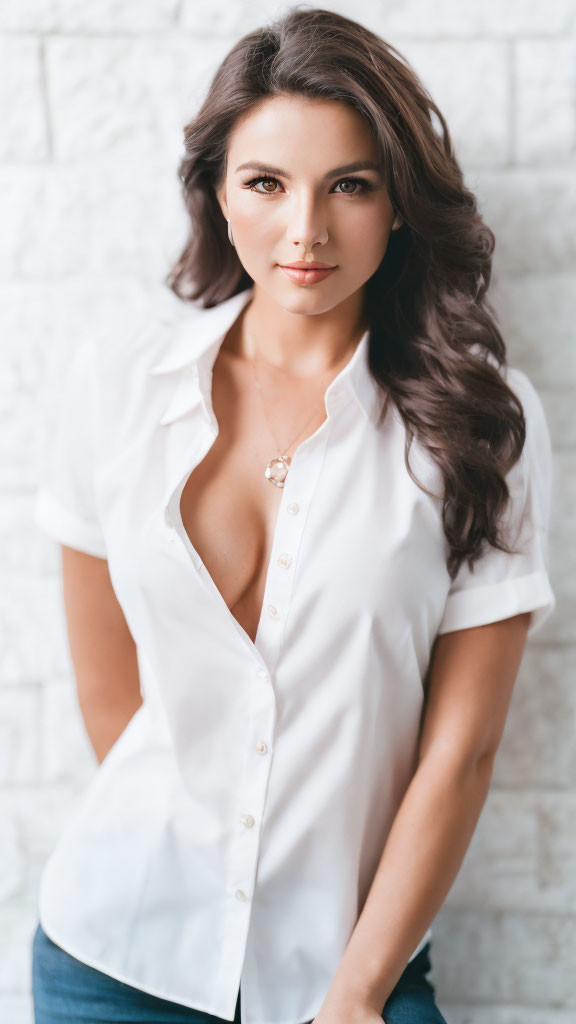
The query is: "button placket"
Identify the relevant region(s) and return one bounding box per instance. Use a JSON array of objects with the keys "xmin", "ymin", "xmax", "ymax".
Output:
[
  {"xmin": 252, "ymin": 433, "xmax": 331, "ymax": 677},
  {"xmin": 228, "ymin": 434, "xmax": 331, "ymax": 932},
  {"xmin": 228, "ymin": 665, "xmax": 275, "ymax": 916}
]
